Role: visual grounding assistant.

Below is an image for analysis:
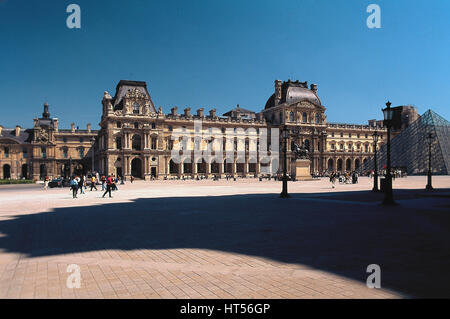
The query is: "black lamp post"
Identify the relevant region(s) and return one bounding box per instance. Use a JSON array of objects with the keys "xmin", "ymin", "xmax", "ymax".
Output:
[
  {"xmin": 280, "ymin": 125, "xmax": 290, "ymax": 198},
  {"xmin": 372, "ymin": 131, "xmax": 379, "ymax": 192},
  {"xmin": 91, "ymin": 137, "xmax": 96, "ymax": 174},
  {"xmin": 69, "ymin": 156, "xmax": 73, "ymax": 178},
  {"xmin": 426, "ymin": 132, "xmax": 434, "ymax": 190},
  {"xmin": 382, "ymin": 101, "xmax": 396, "ymax": 205}
]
